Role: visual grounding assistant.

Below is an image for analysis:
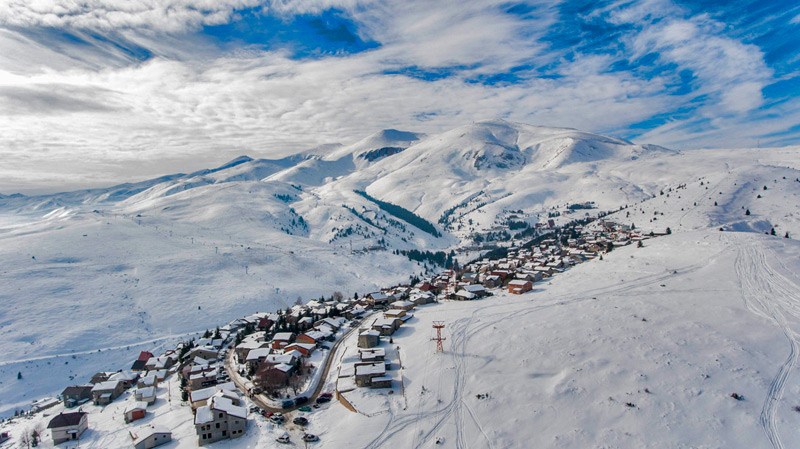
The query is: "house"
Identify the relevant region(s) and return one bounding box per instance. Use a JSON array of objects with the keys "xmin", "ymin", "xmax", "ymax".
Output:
[
  {"xmin": 371, "ymin": 317, "xmax": 400, "ymax": 336},
  {"xmin": 124, "ymin": 401, "xmax": 148, "ymax": 423},
  {"xmin": 131, "ymin": 351, "xmax": 155, "ymax": 371},
  {"xmin": 189, "ymin": 383, "xmax": 238, "ymax": 410},
  {"xmin": 453, "ymin": 290, "xmax": 476, "ymax": 300},
  {"xmin": 255, "ymin": 363, "xmax": 294, "ymax": 389},
  {"xmin": 389, "ymin": 300, "xmax": 415, "ymax": 311},
  {"xmin": 137, "ymin": 373, "xmax": 158, "ymax": 389},
  {"xmin": 358, "ymin": 348, "xmax": 386, "ymax": 363},
  {"xmin": 383, "ymin": 308, "xmax": 406, "ymax": 319},
  {"xmin": 194, "ymin": 392, "xmax": 247, "ymax": 445},
  {"xmin": 271, "ymin": 332, "xmax": 294, "ymax": 350},
  {"xmin": 189, "ymin": 367, "xmax": 219, "ymax": 391},
  {"xmin": 316, "ymin": 317, "xmax": 345, "ymax": 330},
  {"xmin": 92, "ymin": 380, "xmax": 124, "ymax": 405},
  {"xmin": 135, "ymin": 386, "xmax": 157, "ymax": 404},
  {"xmin": 366, "ymin": 292, "xmax": 393, "ymax": 308},
  {"xmin": 109, "ymin": 370, "xmax": 139, "ymax": 389},
  {"xmin": 358, "ymin": 330, "xmax": 380, "ymax": 348},
  {"xmin": 245, "ymin": 348, "xmax": 272, "ymax": 370},
  {"xmin": 188, "ymin": 346, "xmax": 219, "ymax": 361},
  {"xmin": 133, "ymin": 425, "xmax": 172, "ymax": 449},
  {"xmin": 296, "ymin": 331, "xmax": 324, "ymax": 345},
  {"xmin": 61, "ymin": 385, "xmax": 93, "ymax": 408},
  {"xmin": 284, "ymin": 342, "xmax": 315, "ymax": 357},
  {"xmin": 47, "ymin": 412, "xmax": 88, "ymax": 445},
  {"xmin": 462, "ymin": 284, "xmax": 488, "ymax": 297},
  {"xmin": 483, "ymin": 275, "xmax": 502, "ymax": 288},
  {"xmin": 508, "ymin": 279, "xmax": 533, "ymax": 294},
  {"xmin": 235, "ymin": 340, "xmax": 268, "ymax": 363},
  {"xmin": 90, "ymin": 372, "xmax": 113, "ymax": 384},
  {"xmin": 355, "ymin": 363, "xmax": 391, "ymax": 388}
]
